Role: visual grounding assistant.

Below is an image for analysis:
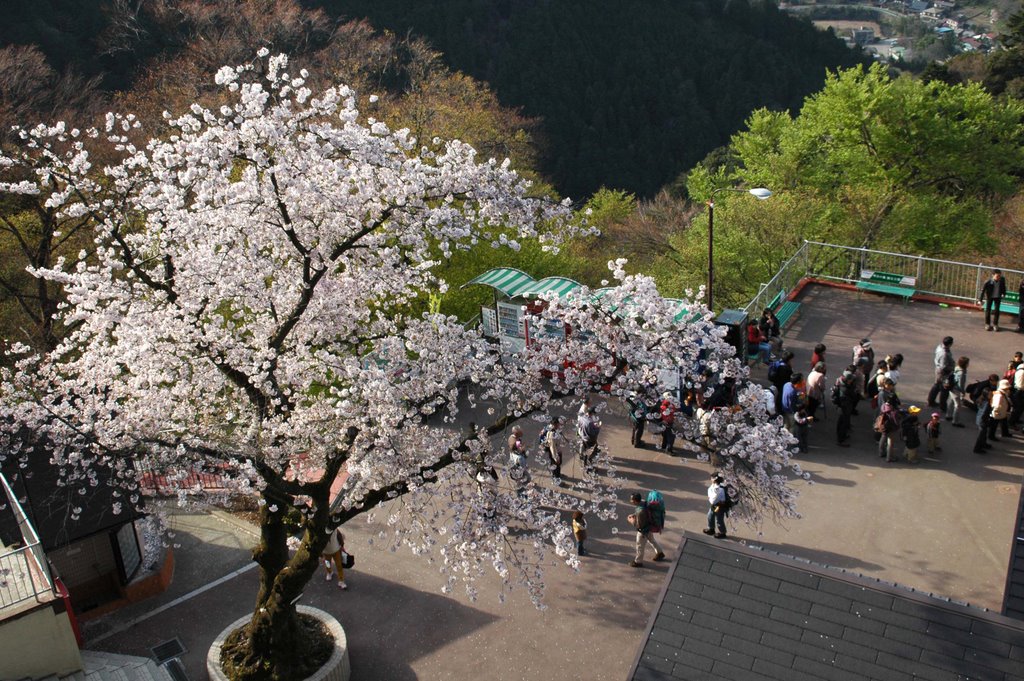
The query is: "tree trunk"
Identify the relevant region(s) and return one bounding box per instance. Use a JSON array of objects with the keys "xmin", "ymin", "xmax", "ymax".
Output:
[{"xmin": 219, "ymin": 486, "xmax": 333, "ymax": 680}]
